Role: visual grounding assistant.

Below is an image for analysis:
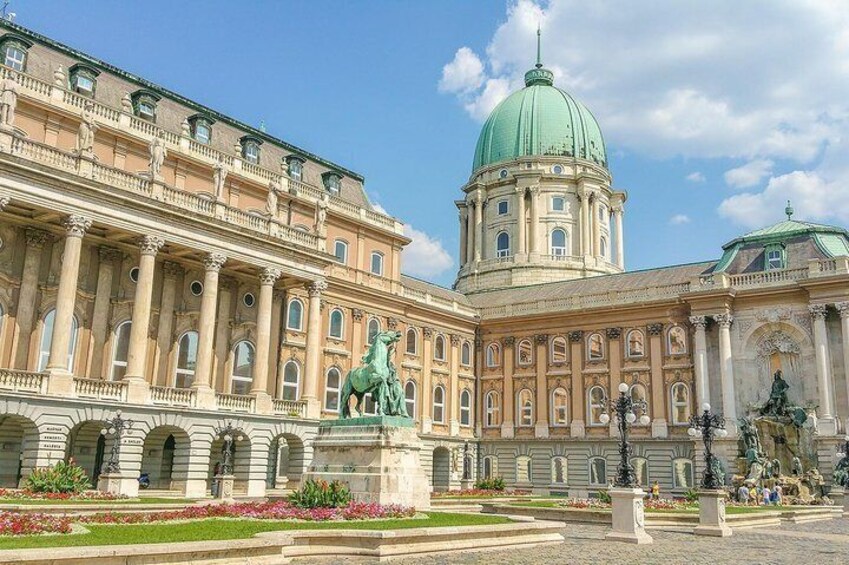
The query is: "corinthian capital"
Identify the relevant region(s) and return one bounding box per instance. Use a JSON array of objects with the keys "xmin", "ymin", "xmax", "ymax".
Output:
[
  {"xmin": 568, "ymin": 330, "xmax": 584, "ymax": 342},
  {"xmin": 63, "ymin": 215, "xmax": 92, "ymax": 237},
  {"xmin": 137, "ymin": 235, "xmax": 165, "ymax": 256},
  {"xmin": 24, "ymin": 228, "xmax": 50, "ymax": 249},
  {"xmin": 307, "ymin": 279, "xmax": 328, "ymax": 297},
  {"xmin": 712, "ymin": 313, "xmax": 734, "ymax": 327},
  {"xmin": 259, "ymin": 267, "xmax": 282, "ymax": 286},
  {"xmin": 647, "ymin": 323, "xmax": 664, "ymax": 336},
  {"xmin": 203, "ymin": 252, "xmax": 227, "ymax": 272},
  {"xmin": 688, "ymin": 315, "xmax": 708, "ymax": 330},
  {"xmin": 605, "ymin": 327, "xmax": 622, "ymax": 340},
  {"xmin": 835, "ymin": 302, "xmax": 849, "ymax": 318},
  {"xmin": 808, "ymin": 304, "xmax": 828, "ymax": 319}
]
